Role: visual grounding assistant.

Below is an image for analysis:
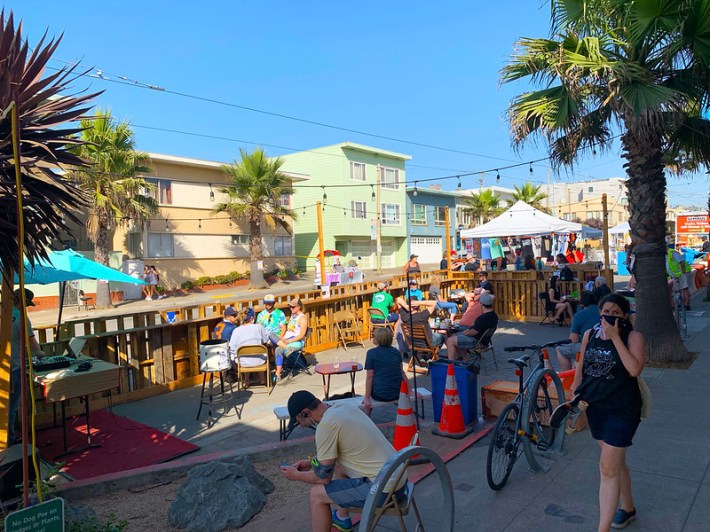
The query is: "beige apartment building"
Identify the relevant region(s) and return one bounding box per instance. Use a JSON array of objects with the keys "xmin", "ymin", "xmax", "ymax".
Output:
[{"xmin": 113, "ymin": 153, "xmax": 307, "ymax": 289}]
